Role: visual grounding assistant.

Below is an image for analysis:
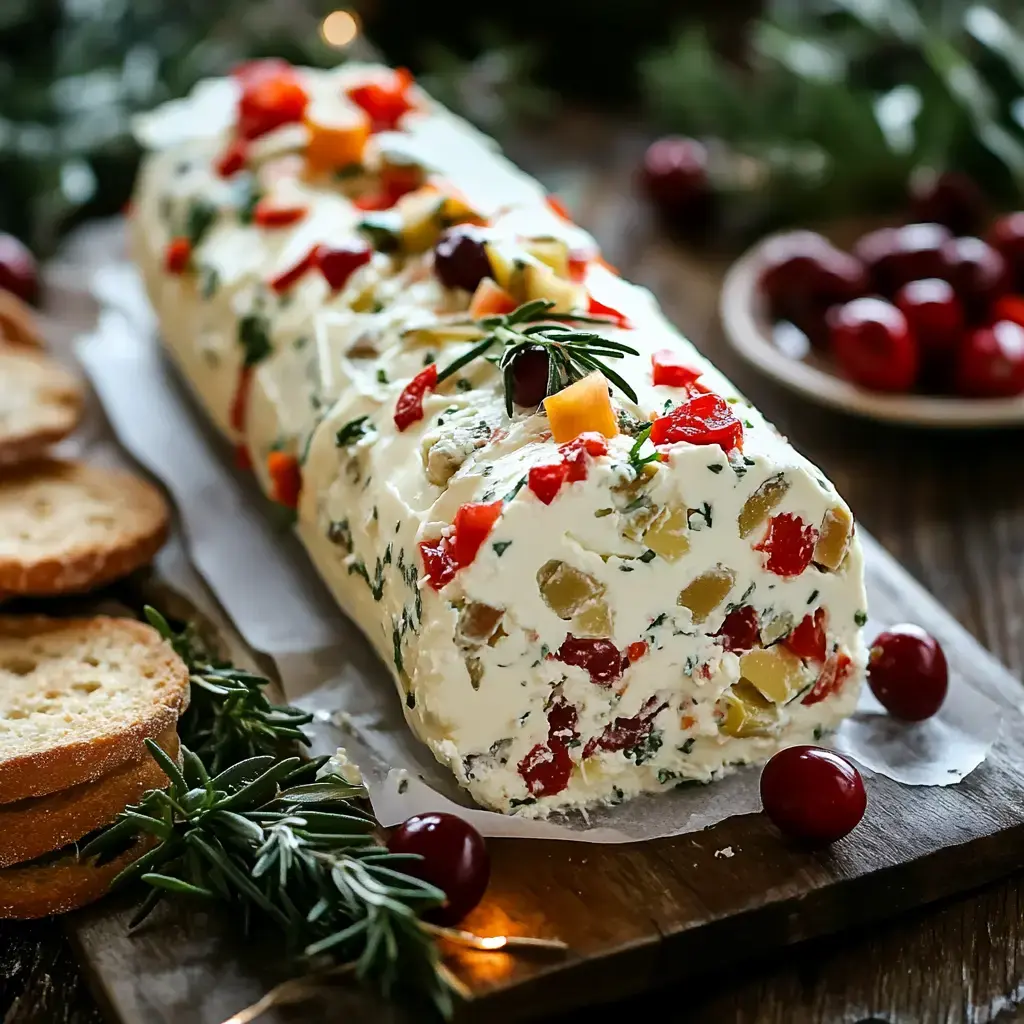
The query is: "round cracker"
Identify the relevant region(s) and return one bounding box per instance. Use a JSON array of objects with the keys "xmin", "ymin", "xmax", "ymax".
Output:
[
  {"xmin": 0, "ymin": 460, "xmax": 169, "ymax": 597},
  {"xmin": 0, "ymin": 835, "xmax": 156, "ymax": 919},
  {"xmin": 0, "ymin": 615, "xmax": 189, "ymax": 803},
  {"xmin": 0, "ymin": 348, "xmax": 83, "ymax": 465},
  {"xmin": 0, "ymin": 290, "xmax": 44, "ymax": 348},
  {"xmin": 0, "ymin": 728, "xmax": 179, "ymax": 869}
]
